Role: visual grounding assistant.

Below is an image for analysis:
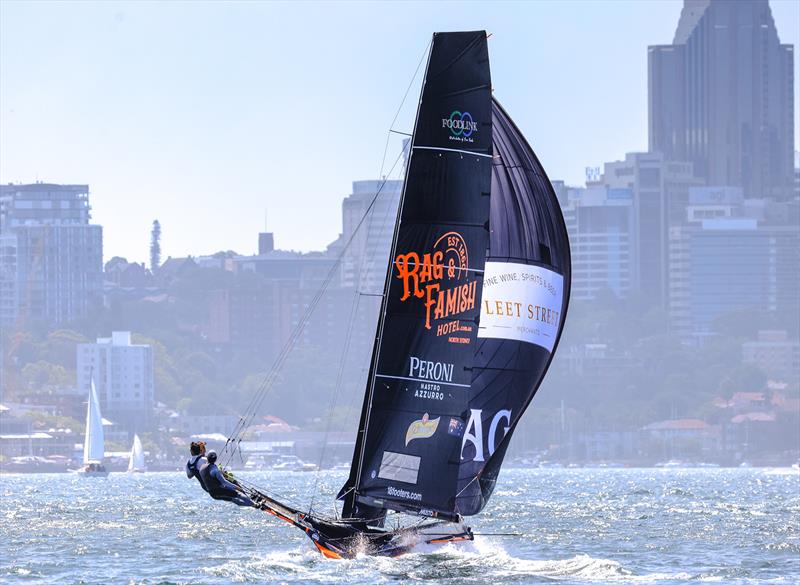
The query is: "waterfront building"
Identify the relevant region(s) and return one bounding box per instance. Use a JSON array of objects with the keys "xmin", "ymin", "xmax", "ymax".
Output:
[
  {"xmin": 742, "ymin": 330, "xmax": 800, "ymax": 383},
  {"xmin": 0, "ymin": 183, "xmax": 103, "ymax": 327},
  {"xmin": 208, "ymin": 237, "xmax": 378, "ymax": 367},
  {"xmin": 172, "ymin": 413, "xmax": 240, "ymax": 437},
  {"xmin": 649, "ymin": 0, "xmax": 795, "ymax": 199},
  {"xmin": 77, "ymin": 332, "xmax": 154, "ymax": 433}
]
